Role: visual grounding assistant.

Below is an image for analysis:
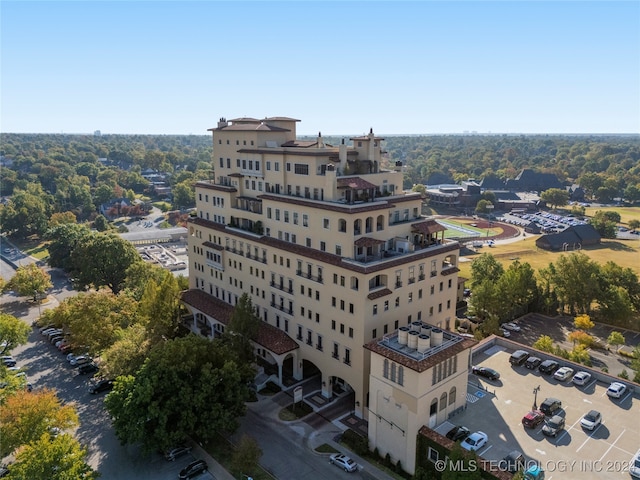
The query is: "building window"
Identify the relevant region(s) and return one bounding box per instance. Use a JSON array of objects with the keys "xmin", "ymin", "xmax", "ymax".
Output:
[
  {"xmin": 428, "ymin": 447, "xmax": 439, "ymax": 463},
  {"xmin": 323, "ymin": 218, "xmax": 330, "ymax": 229},
  {"xmin": 331, "ymin": 319, "xmax": 336, "ymax": 330},
  {"xmin": 344, "ymin": 348, "xmax": 351, "ymax": 365},
  {"xmin": 440, "ymin": 392, "xmax": 447, "ymax": 411},
  {"xmin": 303, "ymin": 214, "xmax": 309, "ymax": 227},
  {"xmin": 332, "ymin": 343, "xmax": 339, "ymax": 359},
  {"xmin": 449, "ymin": 387, "xmax": 456, "ymax": 405},
  {"xmin": 383, "ymin": 359, "xmax": 389, "ymax": 378},
  {"xmin": 348, "ymin": 327, "xmax": 353, "ymax": 338},
  {"xmin": 294, "ymin": 163, "xmax": 308, "ymax": 175},
  {"xmin": 373, "ymin": 305, "xmax": 378, "ymax": 315},
  {"xmin": 372, "ymin": 328, "xmax": 377, "ymax": 339},
  {"xmin": 398, "ymin": 366, "xmax": 404, "ymax": 386},
  {"xmin": 266, "ymin": 161, "xmax": 271, "ymax": 170}
]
